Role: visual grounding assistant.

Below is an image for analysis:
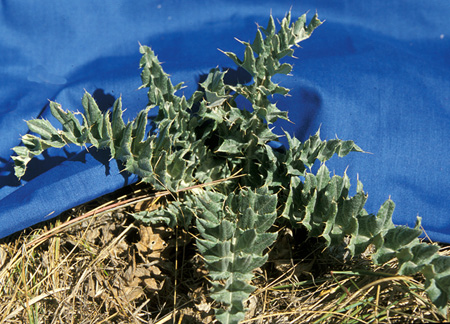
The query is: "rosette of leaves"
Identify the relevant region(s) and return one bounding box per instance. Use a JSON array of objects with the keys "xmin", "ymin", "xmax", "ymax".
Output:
[{"xmin": 11, "ymin": 10, "xmax": 450, "ymax": 322}]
